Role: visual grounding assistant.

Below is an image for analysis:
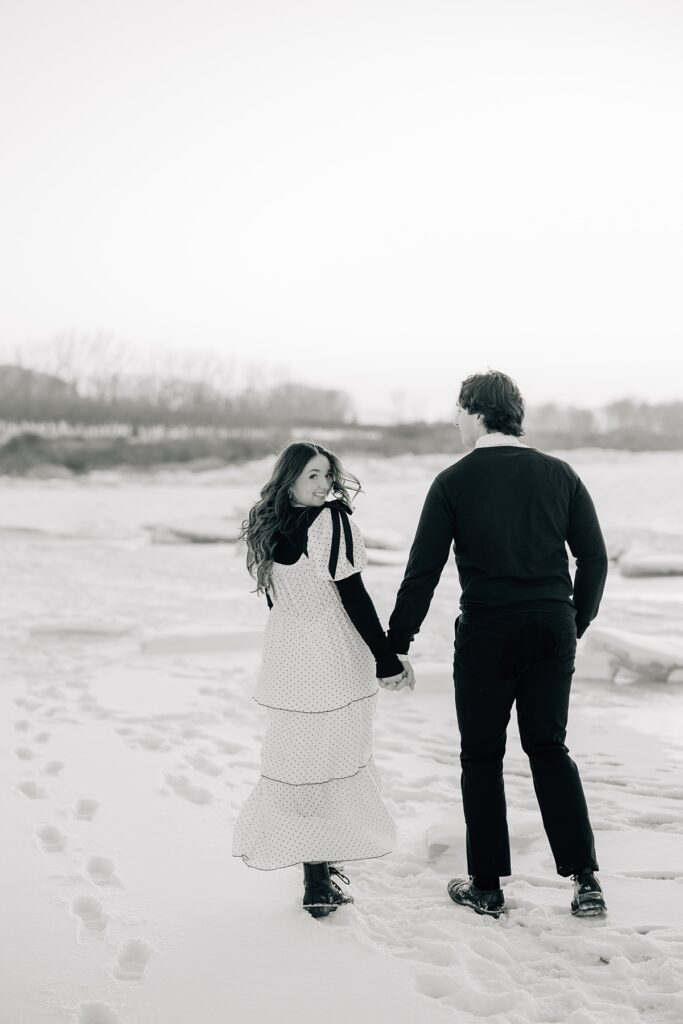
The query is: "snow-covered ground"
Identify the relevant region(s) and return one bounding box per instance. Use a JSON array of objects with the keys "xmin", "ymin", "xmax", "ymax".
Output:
[{"xmin": 3, "ymin": 451, "xmax": 683, "ymax": 1023}]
